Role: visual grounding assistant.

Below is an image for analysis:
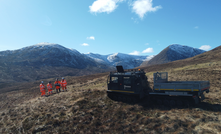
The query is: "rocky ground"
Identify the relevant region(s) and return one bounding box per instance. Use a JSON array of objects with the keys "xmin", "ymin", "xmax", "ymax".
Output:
[{"xmin": 0, "ymin": 63, "xmax": 221, "ymax": 133}]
